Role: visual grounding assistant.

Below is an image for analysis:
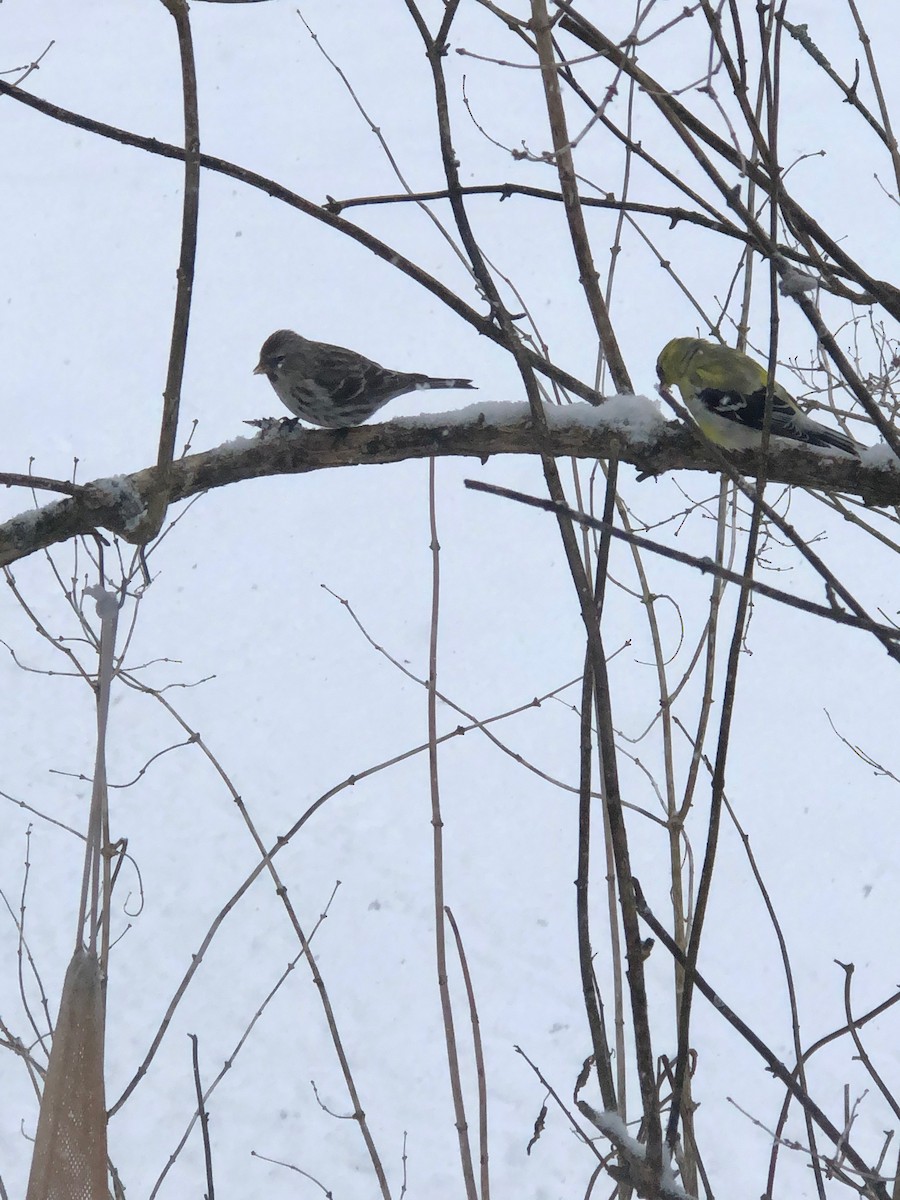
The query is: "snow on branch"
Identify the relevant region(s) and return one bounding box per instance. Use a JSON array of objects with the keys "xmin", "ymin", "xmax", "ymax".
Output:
[{"xmin": 1, "ymin": 401, "xmax": 897, "ymax": 567}]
